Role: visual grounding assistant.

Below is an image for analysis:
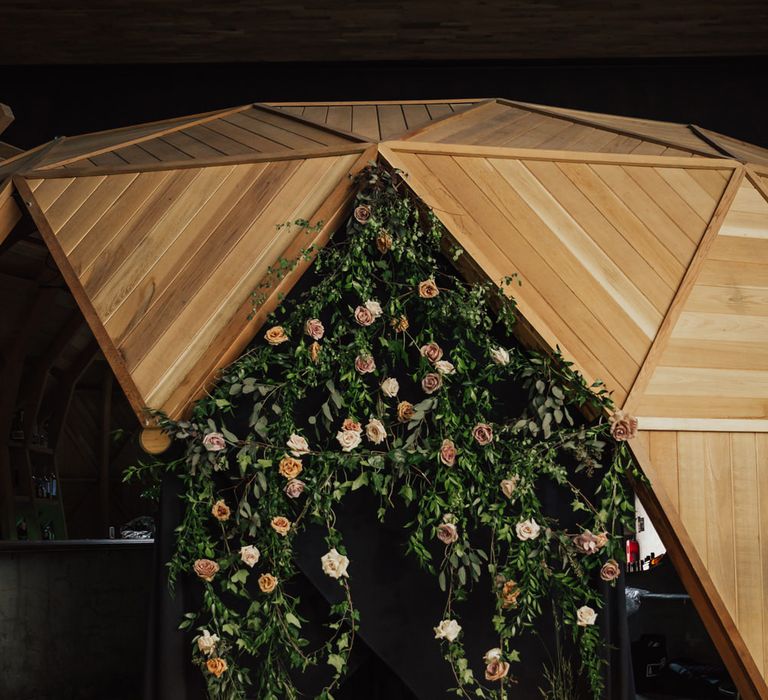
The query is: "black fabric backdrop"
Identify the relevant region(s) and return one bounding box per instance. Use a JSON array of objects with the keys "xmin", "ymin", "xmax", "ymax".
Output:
[{"xmin": 144, "ymin": 471, "xmax": 636, "ymax": 700}]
